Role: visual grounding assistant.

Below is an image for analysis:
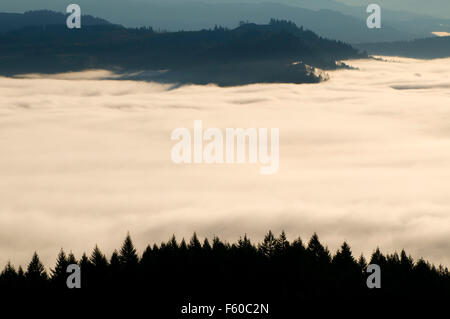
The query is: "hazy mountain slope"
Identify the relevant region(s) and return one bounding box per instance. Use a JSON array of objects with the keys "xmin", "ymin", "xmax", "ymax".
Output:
[
  {"xmin": 126, "ymin": 2, "xmax": 411, "ymax": 43},
  {"xmin": 275, "ymin": 0, "xmax": 450, "ymax": 39},
  {"xmin": 0, "ymin": 10, "xmax": 111, "ymax": 32},
  {"xmin": 355, "ymin": 36, "xmax": 450, "ymax": 59},
  {"xmin": 336, "ymin": 0, "xmax": 450, "ymax": 19}
]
